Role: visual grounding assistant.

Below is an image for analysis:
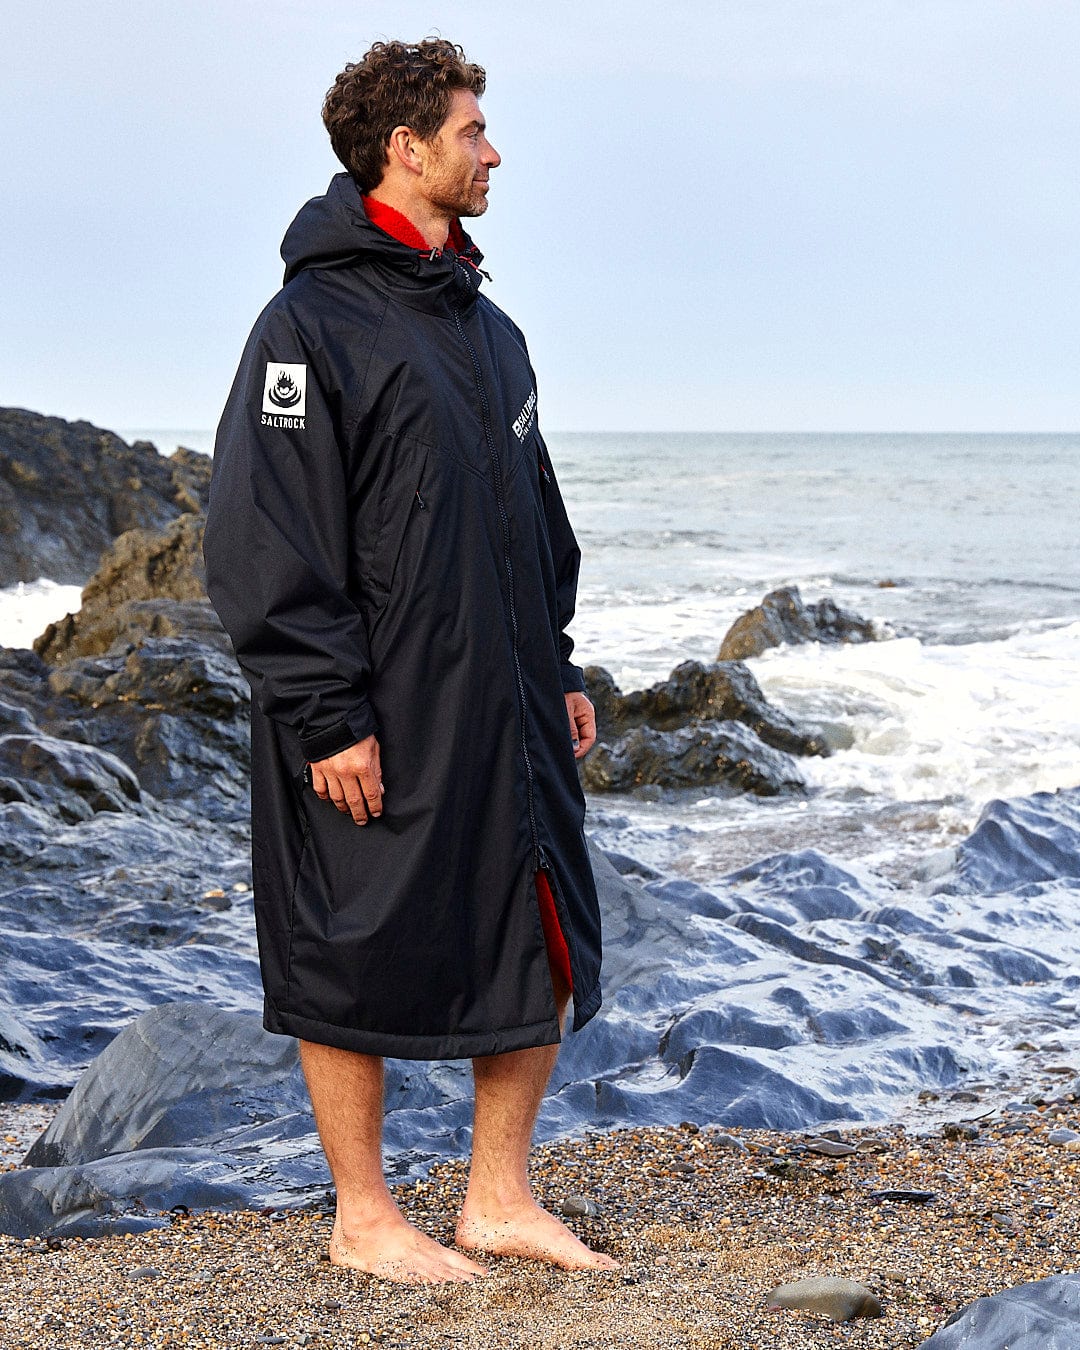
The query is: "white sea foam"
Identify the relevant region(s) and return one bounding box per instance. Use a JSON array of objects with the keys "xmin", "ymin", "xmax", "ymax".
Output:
[
  {"xmin": 0, "ymin": 580, "xmax": 82, "ymax": 651},
  {"xmin": 756, "ymin": 621, "xmax": 1080, "ymax": 810}
]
